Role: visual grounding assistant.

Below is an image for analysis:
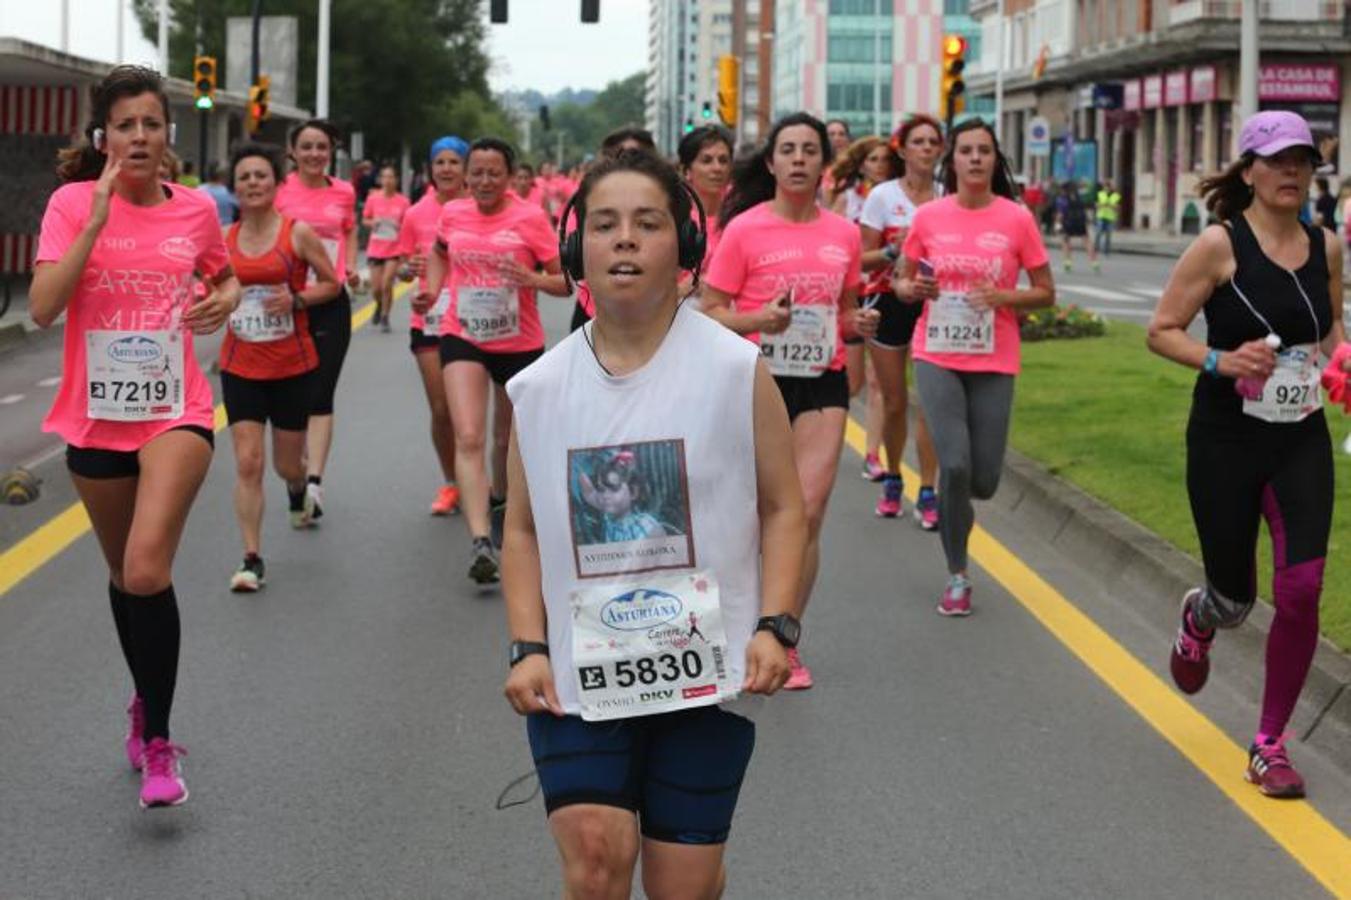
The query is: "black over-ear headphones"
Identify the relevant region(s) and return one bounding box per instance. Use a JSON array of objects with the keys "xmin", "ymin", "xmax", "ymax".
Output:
[{"xmin": 557, "ymin": 181, "xmax": 707, "ymax": 285}]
